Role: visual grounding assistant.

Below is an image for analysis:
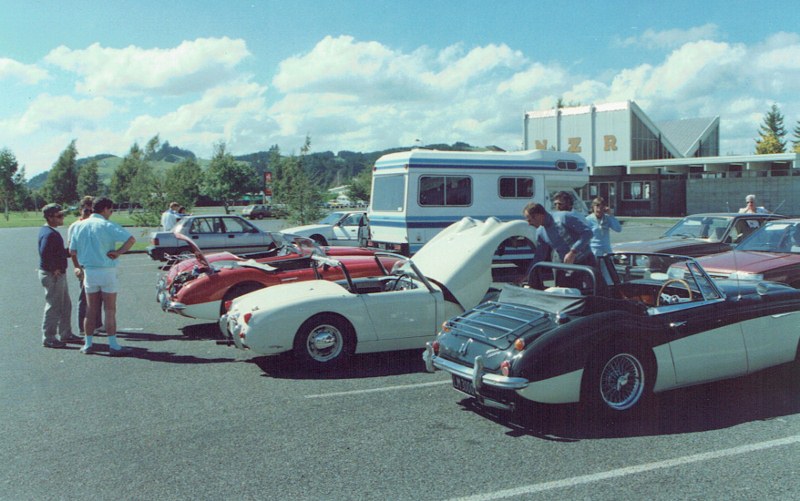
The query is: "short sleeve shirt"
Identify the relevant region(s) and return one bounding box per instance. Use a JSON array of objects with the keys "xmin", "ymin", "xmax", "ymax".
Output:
[{"xmin": 69, "ymin": 214, "xmax": 133, "ymax": 269}]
